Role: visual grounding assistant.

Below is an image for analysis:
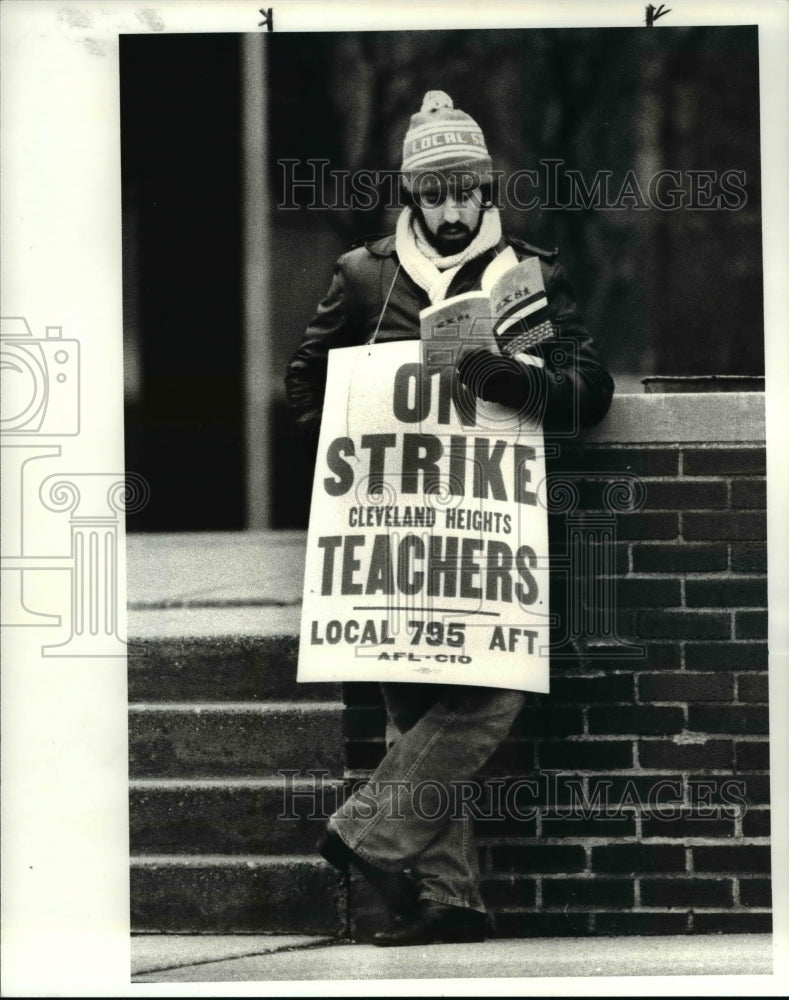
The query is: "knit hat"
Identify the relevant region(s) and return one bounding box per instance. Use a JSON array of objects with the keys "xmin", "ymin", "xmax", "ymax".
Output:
[{"xmin": 400, "ymin": 91, "xmax": 493, "ymax": 190}]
